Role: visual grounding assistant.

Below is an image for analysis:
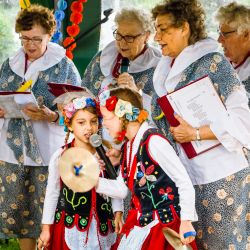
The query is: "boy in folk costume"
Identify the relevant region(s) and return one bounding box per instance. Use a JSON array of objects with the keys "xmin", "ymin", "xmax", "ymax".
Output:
[
  {"xmin": 38, "ymin": 92, "xmax": 127, "ymax": 250},
  {"xmin": 97, "ymin": 87, "xmax": 197, "ymax": 250}
]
